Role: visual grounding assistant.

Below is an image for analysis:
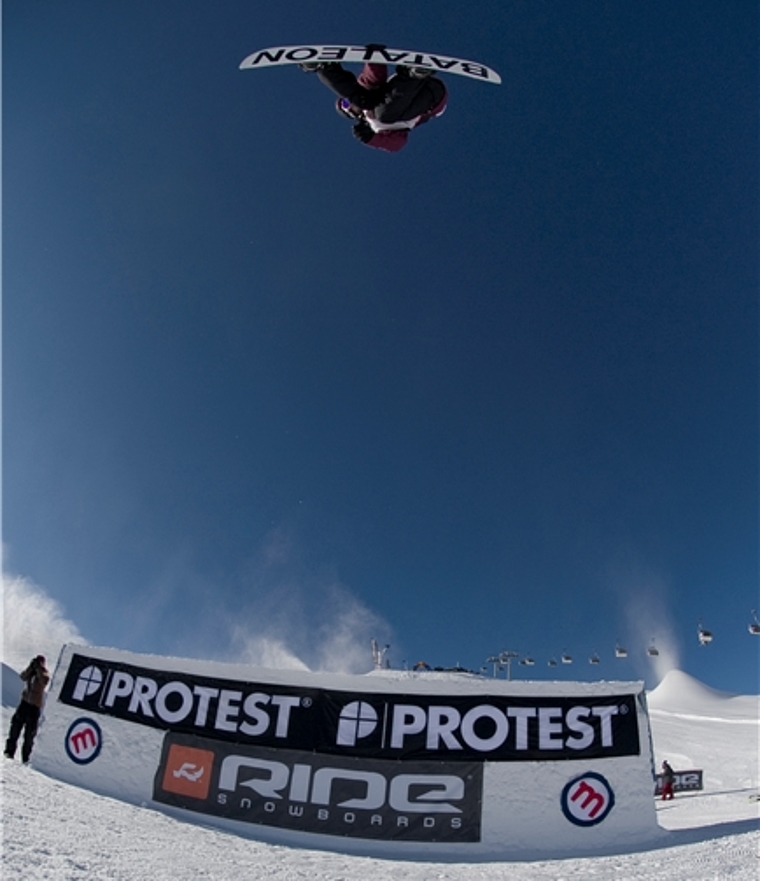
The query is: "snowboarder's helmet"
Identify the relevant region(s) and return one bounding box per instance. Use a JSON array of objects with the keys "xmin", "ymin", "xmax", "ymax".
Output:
[{"xmin": 335, "ymin": 97, "xmax": 361, "ymax": 119}]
